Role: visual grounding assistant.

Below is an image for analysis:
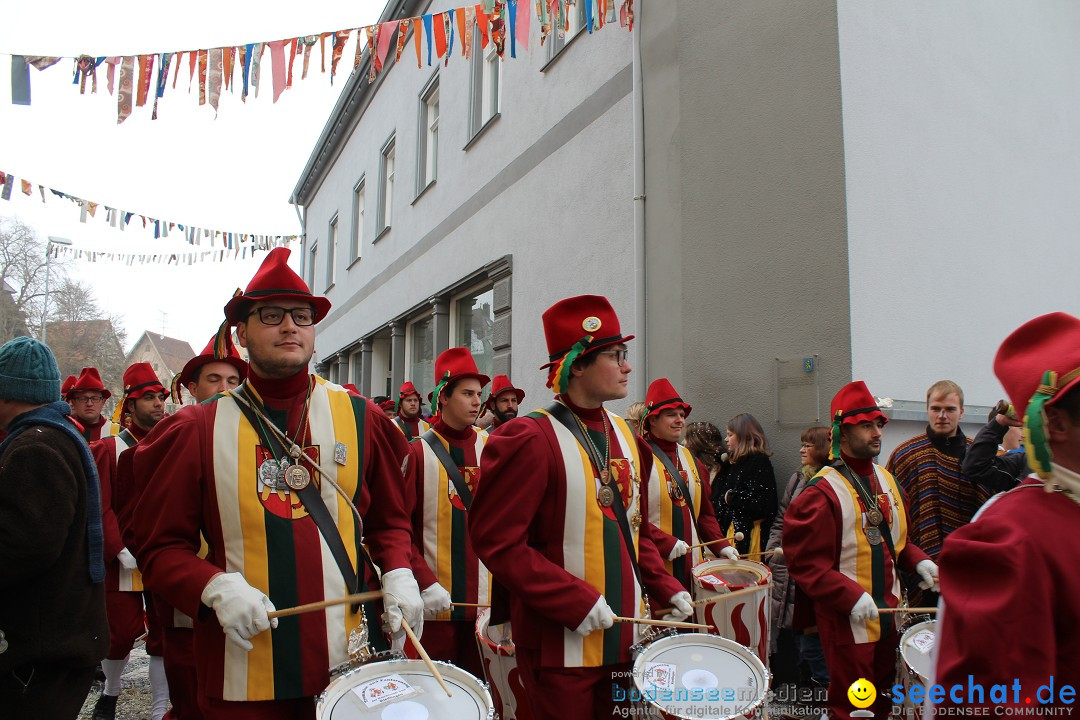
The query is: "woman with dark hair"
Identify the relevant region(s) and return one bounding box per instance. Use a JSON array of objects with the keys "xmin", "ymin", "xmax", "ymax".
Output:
[
  {"xmin": 711, "ymin": 413, "xmax": 779, "ymax": 556},
  {"xmin": 766, "ymin": 426, "xmax": 831, "ymax": 687},
  {"xmin": 683, "ymin": 421, "xmax": 726, "ymax": 482}
]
